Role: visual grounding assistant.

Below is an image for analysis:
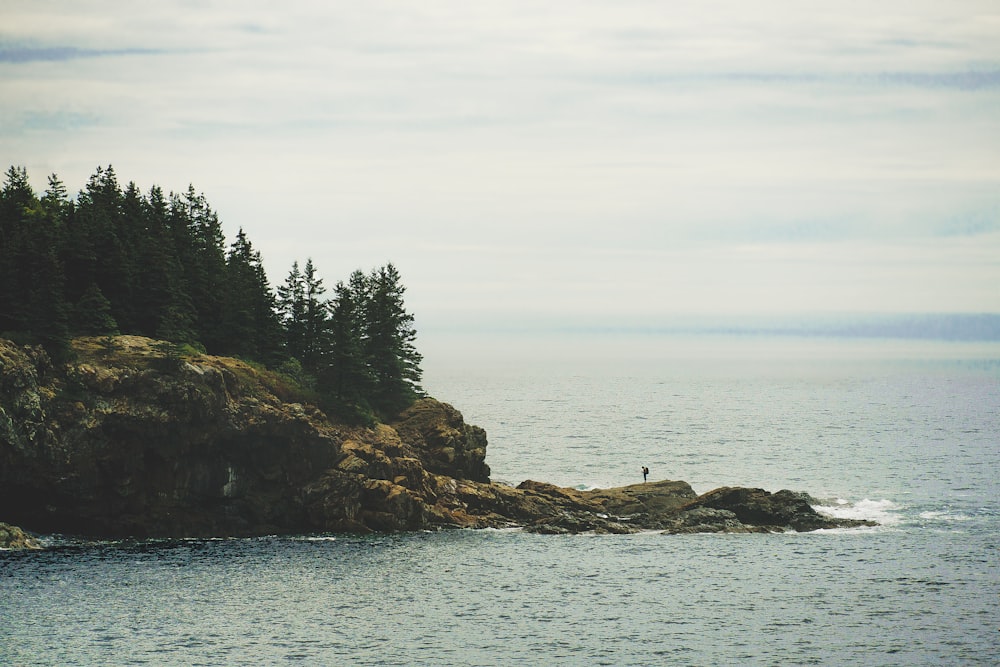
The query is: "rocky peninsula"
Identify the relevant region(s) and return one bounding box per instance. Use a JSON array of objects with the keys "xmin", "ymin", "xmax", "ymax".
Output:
[{"xmin": 0, "ymin": 336, "xmax": 873, "ymax": 547}]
